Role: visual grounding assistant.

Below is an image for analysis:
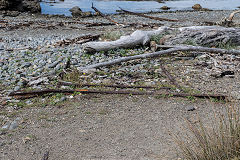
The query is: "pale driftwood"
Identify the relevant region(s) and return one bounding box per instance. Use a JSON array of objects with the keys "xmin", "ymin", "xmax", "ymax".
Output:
[
  {"xmin": 79, "ymin": 46, "xmax": 240, "ymax": 70},
  {"xmin": 217, "ymin": 10, "xmax": 240, "ymax": 26},
  {"xmin": 165, "ymin": 26, "xmax": 240, "ymax": 46},
  {"xmin": 228, "ymin": 10, "xmax": 240, "ymax": 21},
  {"xmin": 82, "ymin": 26, "xmax": 169, "ymax": 52},
  {"xmin": 83, "ymin": 26, "xmax": 240, "ymax": 53}
]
